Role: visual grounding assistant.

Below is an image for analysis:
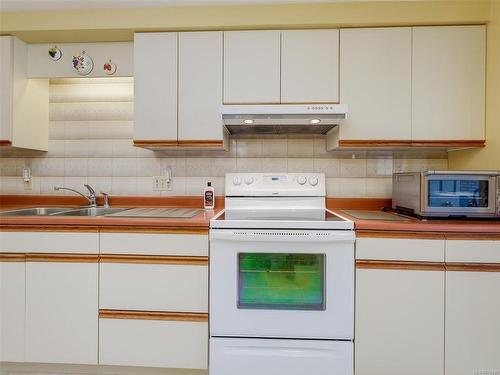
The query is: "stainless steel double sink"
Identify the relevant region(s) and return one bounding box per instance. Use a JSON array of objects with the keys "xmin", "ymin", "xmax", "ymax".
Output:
[
  {"xmin": 0, "ymin": 207, "xmax": 128, "ymax": 217},
  {"xmin": 0, "ymin": 207, "xmax": 203, "ymax": 218}
]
